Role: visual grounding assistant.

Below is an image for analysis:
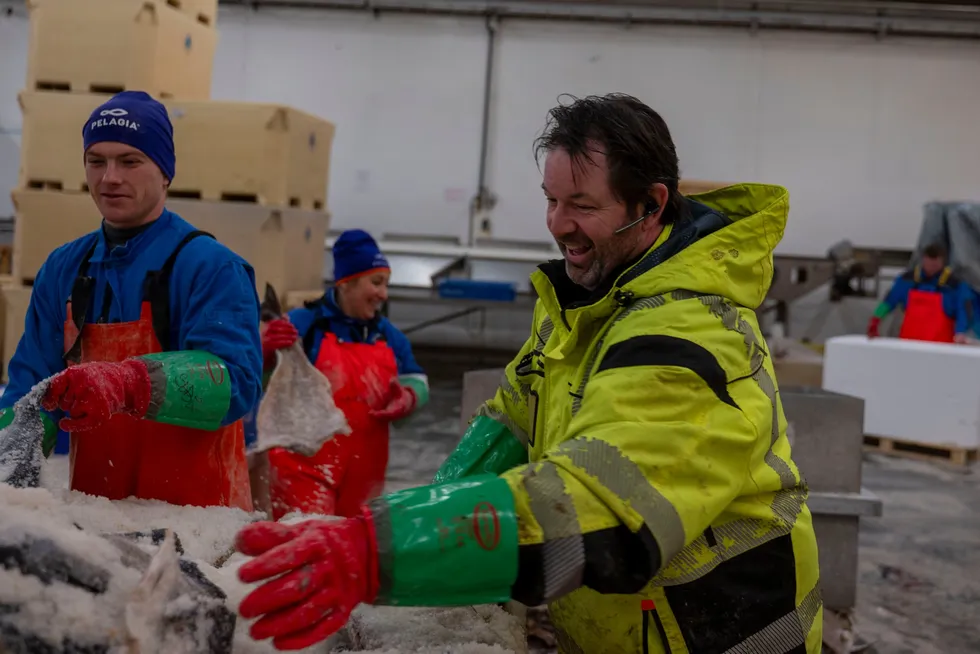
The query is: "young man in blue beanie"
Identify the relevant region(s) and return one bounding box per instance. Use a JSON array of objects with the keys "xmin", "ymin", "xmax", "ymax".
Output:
[
  {"xmin": 0, "ymin": 91, "xmax": 263, "ymax": 511},
  {"xmin": 259, "ymin": 228, "xmax": 429, "ymax": 519}
]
